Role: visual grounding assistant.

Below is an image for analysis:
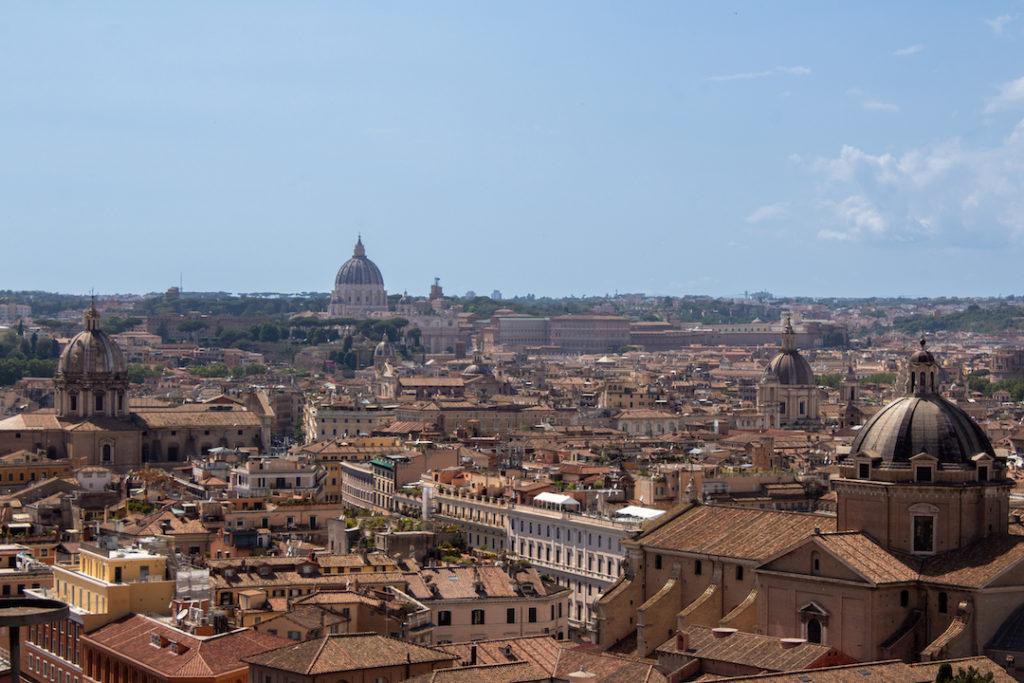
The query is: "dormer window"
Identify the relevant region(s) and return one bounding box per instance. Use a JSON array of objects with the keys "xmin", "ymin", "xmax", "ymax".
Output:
[
  {"xmin": 858, "ymin": 463, "xmax": 870, "ymax": 479},
  {"xmin": 978, "ymin": 466, "xmax": 989, "ymax": 482},
  {"xmin": 915, "ymin": 466, "xmax": 932, "ymax": 483}
]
